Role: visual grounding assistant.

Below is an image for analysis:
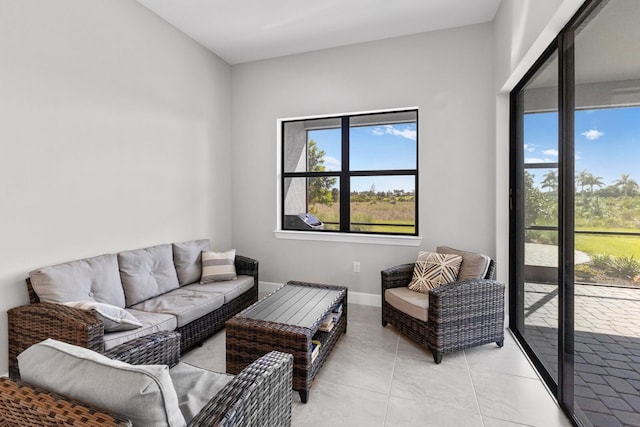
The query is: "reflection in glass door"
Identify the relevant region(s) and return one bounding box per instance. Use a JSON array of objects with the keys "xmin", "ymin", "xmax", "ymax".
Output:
[
  {"xmin": 511, "ymin": 1, "xmax": 640, "ymax": 425},
  {"xmin": 512, "ymin": 49, "xmax": 561, "ymax": 391}
]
